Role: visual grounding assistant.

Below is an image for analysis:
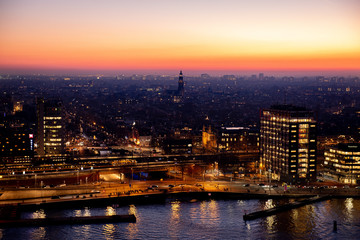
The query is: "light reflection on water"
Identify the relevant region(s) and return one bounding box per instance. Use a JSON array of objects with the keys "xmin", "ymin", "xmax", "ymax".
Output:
[
  {"xmin": 171, "ymin": 201, "xmax": 181, "ymax": 221},
  {"xmin": 102, "ymin": 224, "xmax": 116, "ymax": 240},
  {"xmin": 84, "ymin": 207, "xmax": 91, "ymax": 217},
  {"xmin": 264, "ymin": 199, "xmax": 274, "ymax": 209},
  {"xmin": 265, "ymin": 215, "xmax": 276, "ymax": 233},
  {"xmin": 208, "ymin": 200, "xmax": 219, "ymax": 221},
  {"xmin": 290, "ymin": 205, "xmax": 317, "ymax": 239},
  {"xmin": 345, "ymin": 197, "xmax": 354, "ymax": 222},
  {"xmin": 79, "ymin": 224, "xmax": 91, "ymax": 239},
  {"xmin": 105, "ymin": 206, "xmax": 116, "ymax": 216},
  {"xmin": 128, "ymin": 205, "xmax": 137, "ymax": 217},
  {"xmin": 73, "ymin": 207, "xmax": 93, "ymax": 217},
  {"xmin": 126, "ymin": 205, "xmax": 139, "ymax": 239},
  {"xmin": 169, "ymin": 201, "xmax": 181, "ymax": 240},
  {"xmin": 2, "ymin": 198, "xmax": 360, "ymax": 240},
  {"xmin": 74, "ymin": 209, "xmax": 82, "ymax": 217},
  {"xmin": 32, "ymin": 209, "xmax": 46, "ymax": 219},
  {"xmin": 29, "ymin": 227, "xmax": 46, "ymax": 240}
]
